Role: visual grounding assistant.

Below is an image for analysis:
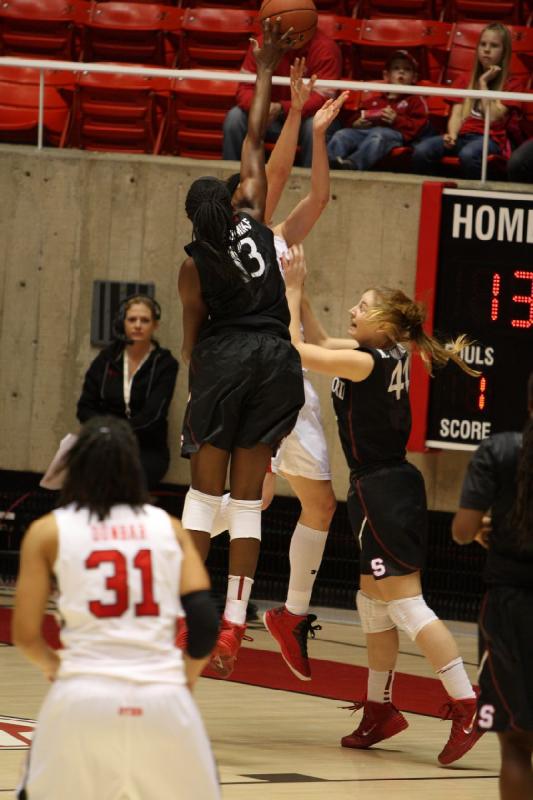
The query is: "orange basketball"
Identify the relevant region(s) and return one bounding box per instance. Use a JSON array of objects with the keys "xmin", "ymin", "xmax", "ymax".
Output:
[{"xmin": 259, "ymin": 0, "xmax": 318, "ymax": 48}]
